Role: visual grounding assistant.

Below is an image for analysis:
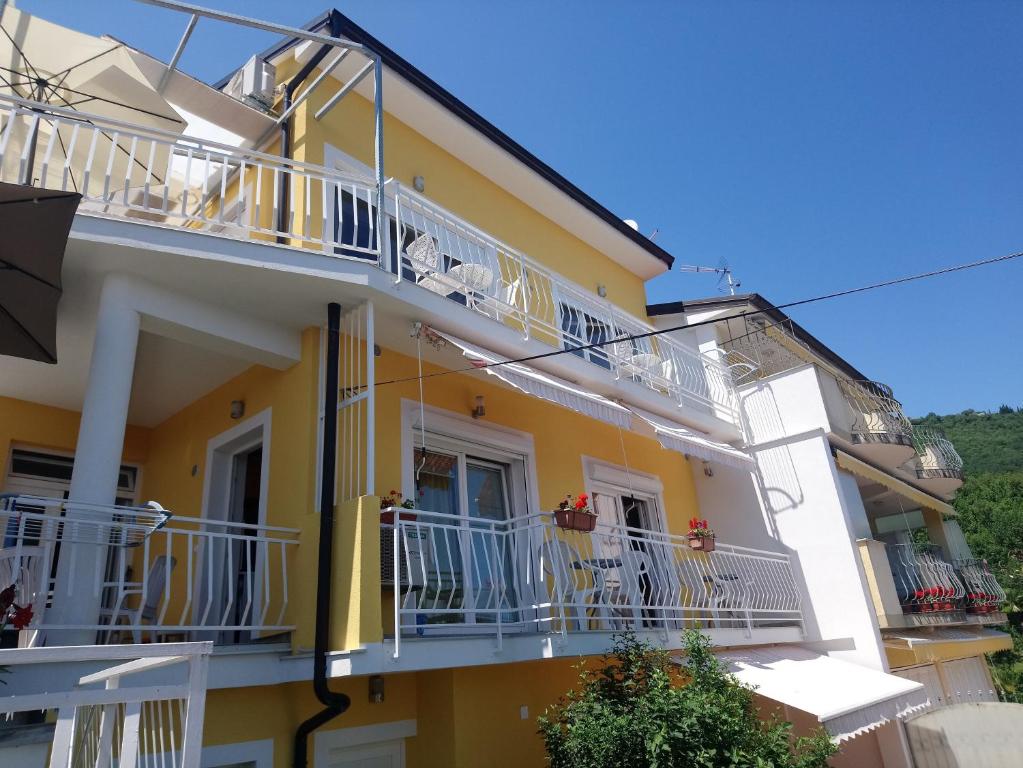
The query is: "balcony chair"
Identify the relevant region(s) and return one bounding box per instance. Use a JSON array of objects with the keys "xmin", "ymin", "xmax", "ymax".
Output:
[
  {"xmin": 100, "ymin": 554, "xmax": 177, "ymax": 644},
  {"xmin": 538, "ymin": 538, "xmax": 603, "ymax": 631}
]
